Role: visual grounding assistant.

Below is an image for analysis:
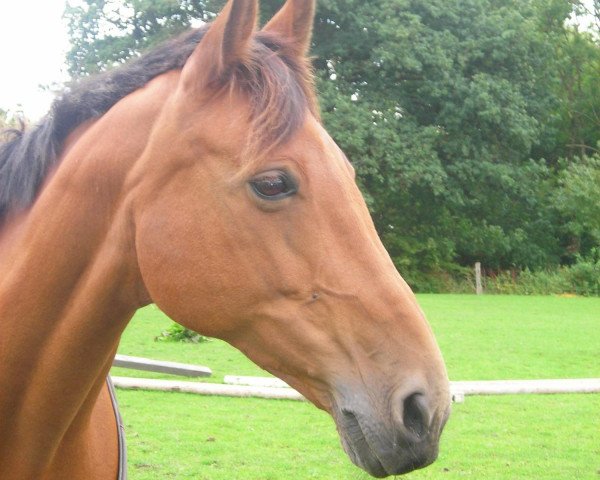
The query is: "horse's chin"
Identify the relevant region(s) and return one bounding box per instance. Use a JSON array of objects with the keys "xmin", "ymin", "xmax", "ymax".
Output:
[
  {"xmin": 337, "ymin": 413, "xmax": 389, "ymax": 478},
  {"xmin": 333, "ymin": 406, "xmax": 440, "ymax": 478}
]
